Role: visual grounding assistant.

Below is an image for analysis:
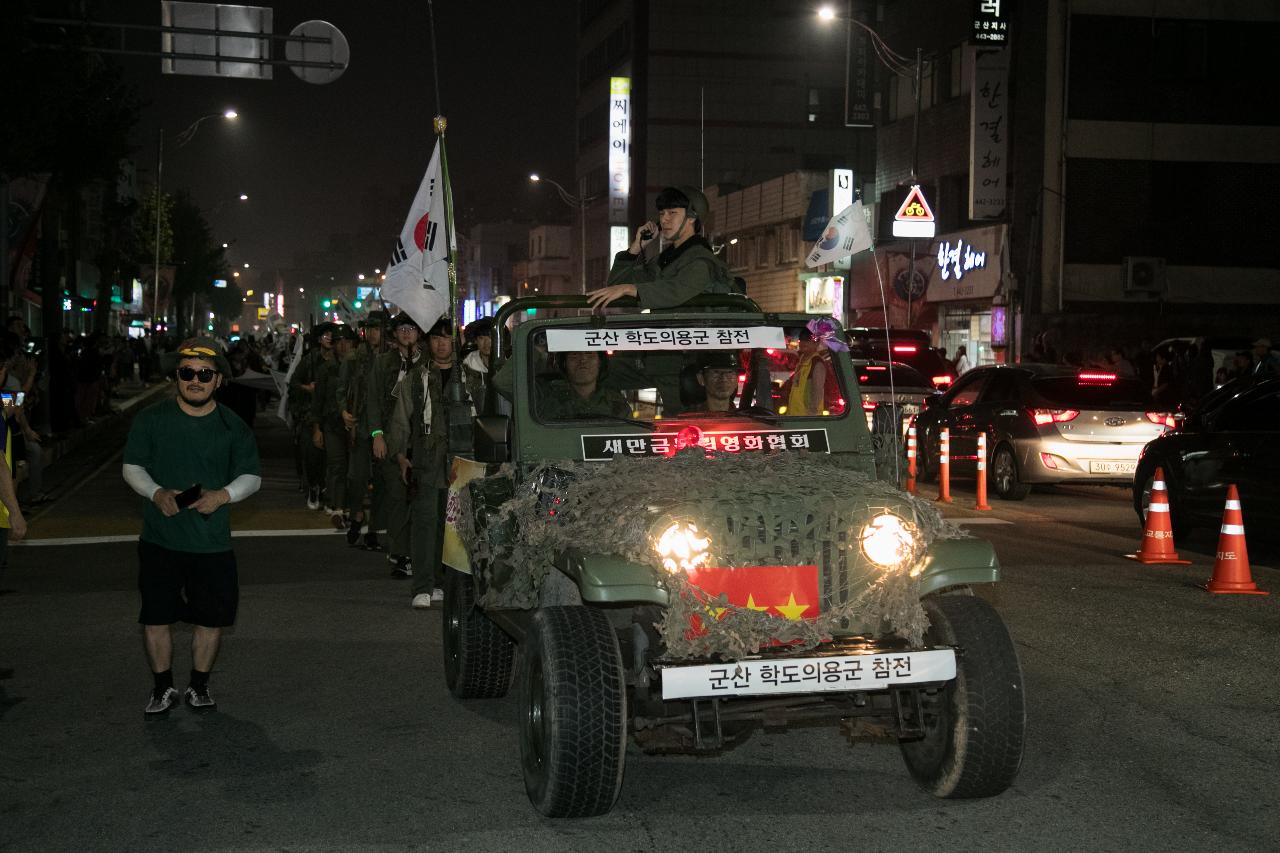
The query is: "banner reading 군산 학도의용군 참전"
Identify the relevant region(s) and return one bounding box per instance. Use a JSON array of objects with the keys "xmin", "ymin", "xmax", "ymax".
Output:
[
  {"xmin": 382, "ymin": 139, "xmax": 454, "ymax": 331},
  {"xmin": 805, "ymin": 201, "xmax": 873, "ymax": 268}
]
